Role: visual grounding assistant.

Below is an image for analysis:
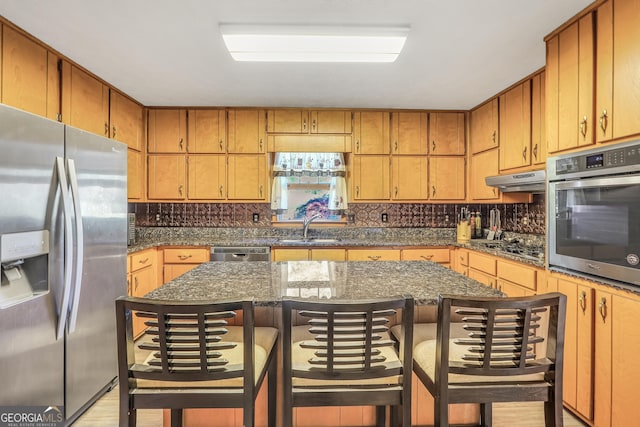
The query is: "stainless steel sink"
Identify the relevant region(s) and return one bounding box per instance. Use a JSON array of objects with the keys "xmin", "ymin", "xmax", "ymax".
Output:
[{"xmin": 277, "ymin": 238, "xmax": 341, "ymax": 243}]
